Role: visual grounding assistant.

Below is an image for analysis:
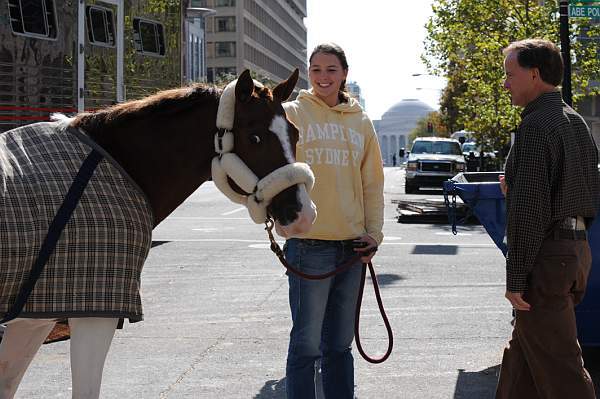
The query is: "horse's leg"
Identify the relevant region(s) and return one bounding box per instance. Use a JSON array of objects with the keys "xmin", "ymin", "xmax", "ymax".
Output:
[
  {"xmin": 0, "ymin": 318, "xmax": 57, "ymax": 399},
  {"xmin": 69, "ymin": 318, "xmax": 118, "ymax": 399}
]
